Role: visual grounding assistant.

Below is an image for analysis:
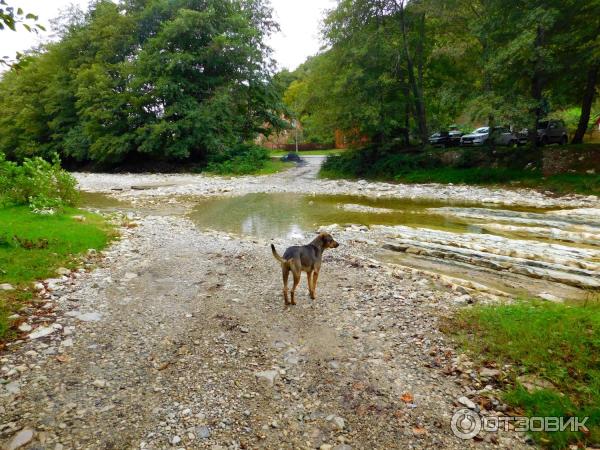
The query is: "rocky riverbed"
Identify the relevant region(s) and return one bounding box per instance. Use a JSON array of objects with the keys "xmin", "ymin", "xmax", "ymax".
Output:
[{"xmin": 1, "ymin": 161, "xmax": 599, "ymax": 449}]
